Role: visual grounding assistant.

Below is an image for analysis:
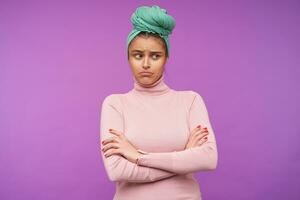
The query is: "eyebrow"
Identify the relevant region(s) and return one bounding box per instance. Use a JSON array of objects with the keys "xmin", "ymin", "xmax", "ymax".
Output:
[{"xmin": 130, "ymin": 50, "xmax": 163, "ymax": 54}]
